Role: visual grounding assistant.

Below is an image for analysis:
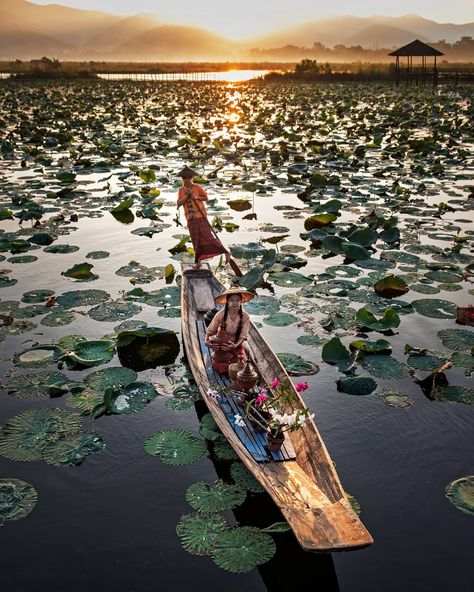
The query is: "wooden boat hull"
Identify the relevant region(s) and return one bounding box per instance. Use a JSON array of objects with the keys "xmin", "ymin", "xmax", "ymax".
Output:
[{"xmin": 180, "ymin": 264, "xmax": 373, "ymax": 552}]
